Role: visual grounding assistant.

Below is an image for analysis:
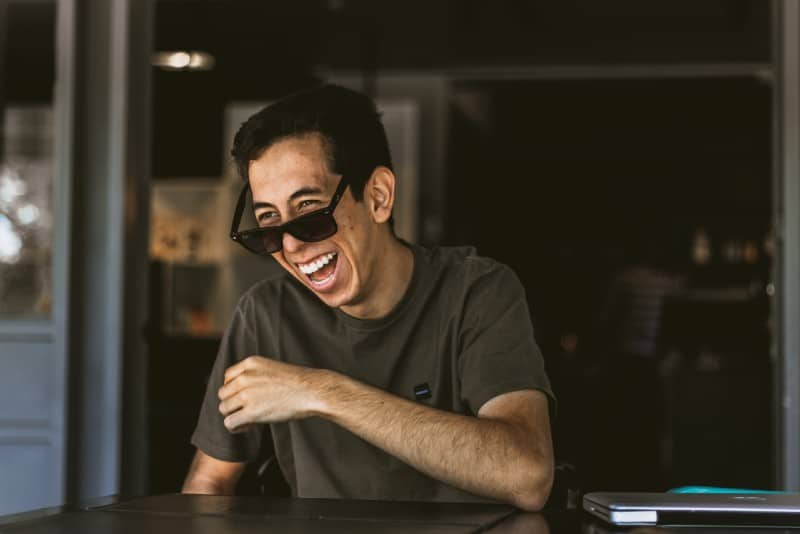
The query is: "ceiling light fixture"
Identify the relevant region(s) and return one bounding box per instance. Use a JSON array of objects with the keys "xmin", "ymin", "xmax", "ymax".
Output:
[{"xmin": 152, "ymin": 51, "xmax": 215, "ymax": 71}]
